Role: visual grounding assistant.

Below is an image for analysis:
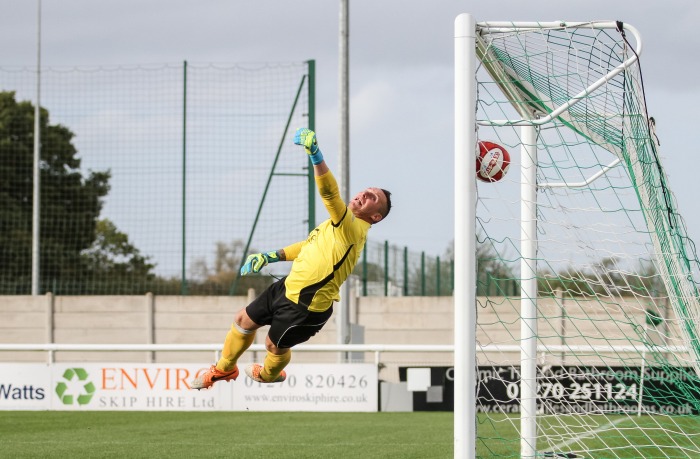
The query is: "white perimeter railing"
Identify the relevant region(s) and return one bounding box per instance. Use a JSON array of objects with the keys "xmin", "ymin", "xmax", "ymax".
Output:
[
  {"xmin": 0, "ymin": 343, "xmax": 455, "ymax": 365},
  {"xmin": 0, "ymin": 343, "xmax": 687, "ymax": 365}
]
